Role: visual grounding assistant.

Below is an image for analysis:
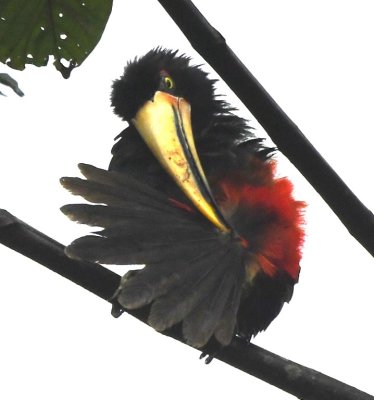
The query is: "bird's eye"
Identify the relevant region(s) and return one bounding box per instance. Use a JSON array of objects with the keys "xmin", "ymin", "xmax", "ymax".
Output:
[{"xmin": 163, "ymin": 76, "xmax": 175, "ymax": 90}]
